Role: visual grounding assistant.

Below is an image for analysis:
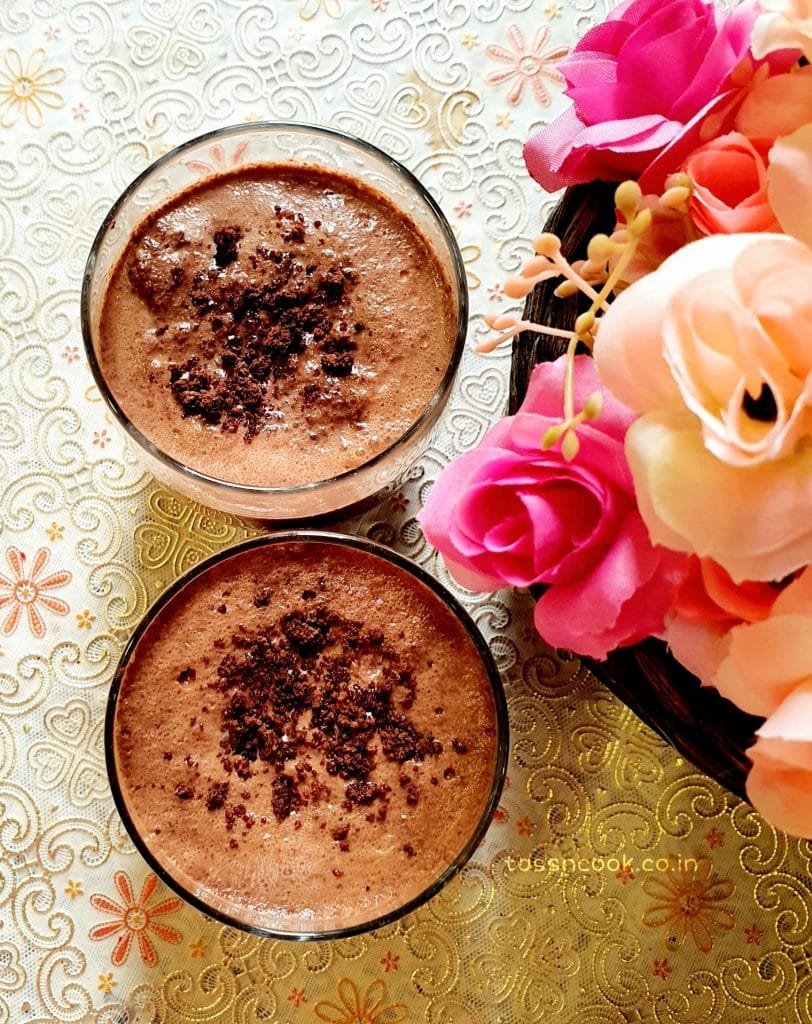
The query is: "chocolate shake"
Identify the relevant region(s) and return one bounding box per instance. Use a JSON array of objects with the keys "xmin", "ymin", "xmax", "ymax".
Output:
[
  {"xmin": 110, "ymin": 536, "xmax": 504, "ymax": 935},
  {"xmin": 96, "ymin": 164, "xmax": 458, "ymax": 489}
]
